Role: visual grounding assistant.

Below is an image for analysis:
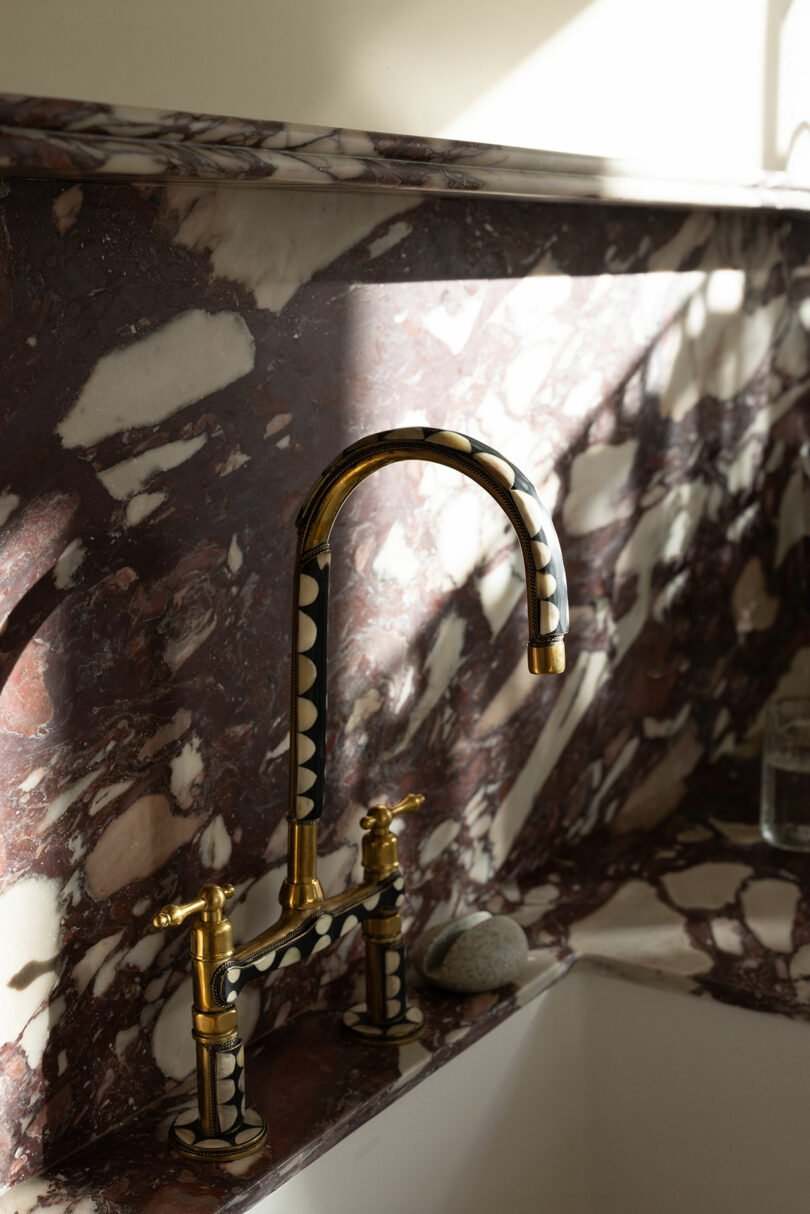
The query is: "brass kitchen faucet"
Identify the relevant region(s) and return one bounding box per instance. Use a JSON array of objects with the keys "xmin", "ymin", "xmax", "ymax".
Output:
[{"xmin": 152, "ymin": 426, "xmax": 568, "ymax": 1161}]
